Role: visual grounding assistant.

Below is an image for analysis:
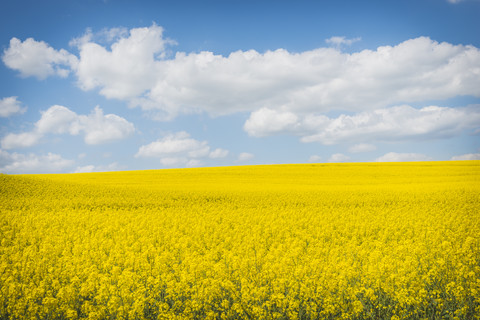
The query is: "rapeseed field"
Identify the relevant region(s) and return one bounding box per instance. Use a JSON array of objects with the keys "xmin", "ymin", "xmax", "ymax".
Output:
[{"xmin": 0, "ymin": 161, "xmax": 479, "ymax": 320}]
